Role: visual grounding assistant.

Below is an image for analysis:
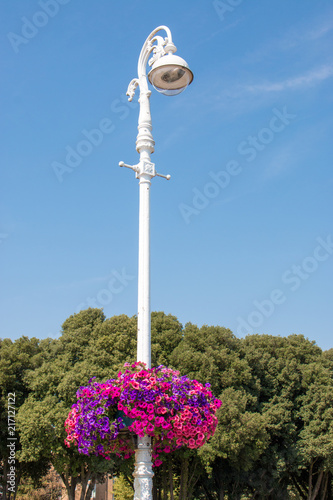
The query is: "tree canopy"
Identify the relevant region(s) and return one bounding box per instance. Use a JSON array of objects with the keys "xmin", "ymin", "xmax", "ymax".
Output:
[{"xmin": 1, "ymin": 309, "xmax": 332, "ymax": 499}]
